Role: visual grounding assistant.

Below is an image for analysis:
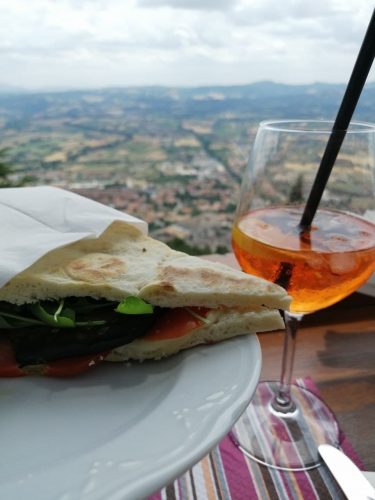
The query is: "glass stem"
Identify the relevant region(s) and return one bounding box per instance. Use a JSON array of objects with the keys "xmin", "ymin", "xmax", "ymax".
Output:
[{"xmin": 272, "ymin": 311, "xmax": 303, "ymax": 413}]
